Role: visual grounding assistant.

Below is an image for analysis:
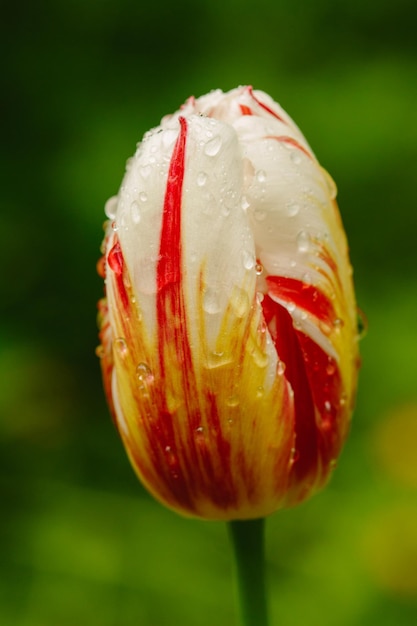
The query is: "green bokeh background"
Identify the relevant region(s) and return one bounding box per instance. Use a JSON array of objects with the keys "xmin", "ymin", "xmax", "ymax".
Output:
[{"xmin": 2, "ymin": 1, "xmax": 417, "ymax": 624}]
